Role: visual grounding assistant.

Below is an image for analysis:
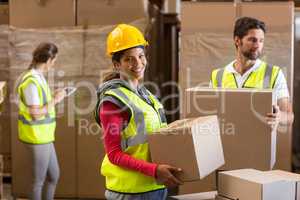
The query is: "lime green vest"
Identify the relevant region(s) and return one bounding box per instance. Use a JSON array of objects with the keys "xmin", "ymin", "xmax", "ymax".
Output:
[
  {"xmin": 211, "ymin": 61, "xmax": 280, "ymax": 89},
  {"xmin": 18, "ymin": 70, "xmax": 56, "ymax": 144},
  {"xmin": 100, "ymin": 85, "xmax": 167, "ymax": 193}
]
